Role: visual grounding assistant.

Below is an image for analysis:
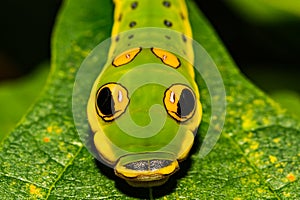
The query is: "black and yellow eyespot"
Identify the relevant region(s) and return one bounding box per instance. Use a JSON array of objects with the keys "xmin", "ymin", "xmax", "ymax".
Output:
[
  {"xmin": 112, "ymin": 47, "xmax": 142, "ymax": 67},
  {"xmin": 96, "ymin": 83, "xmax": 129, "ymax": 122},
  {"xmin": 151, "ymin": 48, "xmax": 181, "ymax": 68},
  {"xmin": 163, "ymin": 84, "xmax": 196, "ymax": 122}
]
